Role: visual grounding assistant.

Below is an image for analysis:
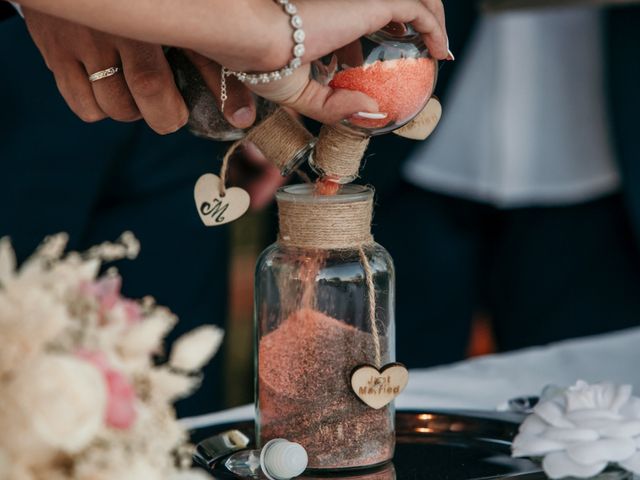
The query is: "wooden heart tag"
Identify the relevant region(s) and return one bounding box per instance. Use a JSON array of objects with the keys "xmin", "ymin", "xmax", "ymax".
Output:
[
  {"xmin": 194, "ymin": 174, "xmax": 250, "ymax": 226},
  {"xmin": 351, "ymin": 363, "xmax": 409, "ymax": 410},
  {"xmin": 393, "ymin": 96, "xmax": 442, "ymax": 141}
]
